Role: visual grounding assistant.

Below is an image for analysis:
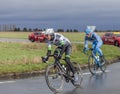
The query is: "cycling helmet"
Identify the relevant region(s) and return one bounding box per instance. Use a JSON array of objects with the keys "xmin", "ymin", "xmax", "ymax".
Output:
[
  {"xmin": 85, "ymin": 26, "xmax": 96, "ymax": 34},
  {"xmin": 45, "ymin": 28, "xmax": 54, "ymax": 35}
]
